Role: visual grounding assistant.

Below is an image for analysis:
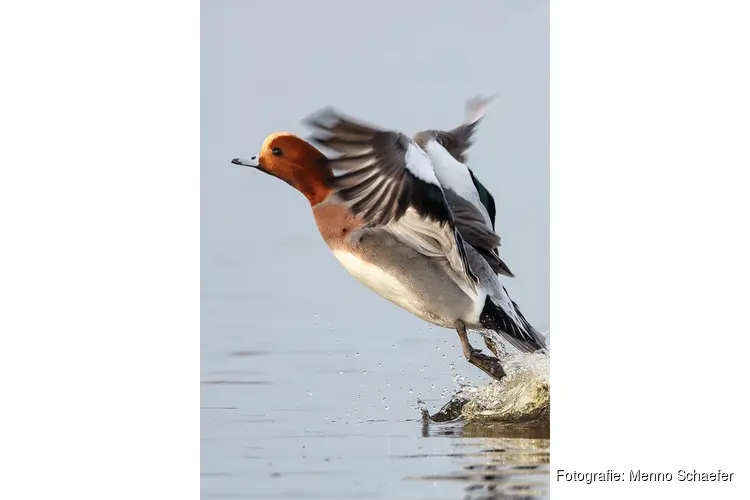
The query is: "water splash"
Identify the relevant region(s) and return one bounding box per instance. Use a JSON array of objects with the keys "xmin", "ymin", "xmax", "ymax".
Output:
[
  {"xmin": 461, "ymin": 351, "xmax": 550, "ymax": 423},
  {"xmin": 425, "ymin": 349, "xmax": 550, "ymax": 424}
]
